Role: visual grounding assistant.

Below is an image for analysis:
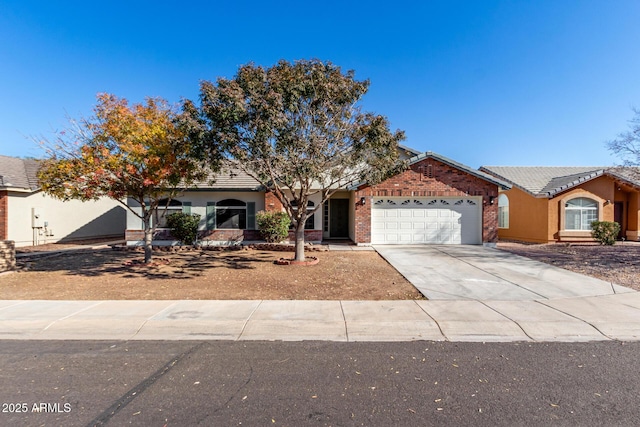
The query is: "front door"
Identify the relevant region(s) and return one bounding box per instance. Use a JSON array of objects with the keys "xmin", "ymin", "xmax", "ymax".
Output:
[
  {"xmin": 614, "ymin": 202, "xmax": 624, "ymax": 239},
  {"xmin": 329, "ymin": 198, "xmax": 349, "ymax": 238}
]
